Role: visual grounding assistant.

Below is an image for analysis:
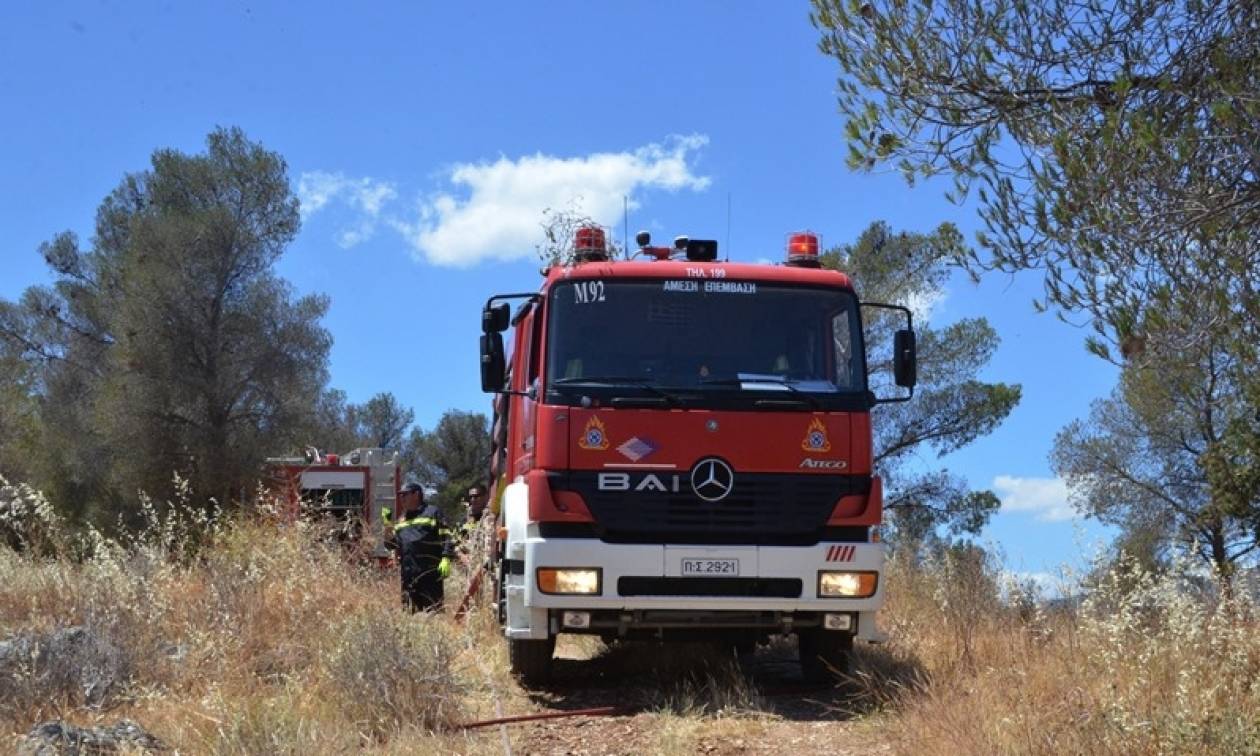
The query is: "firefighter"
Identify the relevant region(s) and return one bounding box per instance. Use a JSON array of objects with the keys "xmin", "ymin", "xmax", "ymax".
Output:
[
  {"xmin": 467, "ymin": 485, "xmax": 489, "ymax": 520},
  {"xmin": 457, "ymin": 485, "xmax": 490, "ymax": 558},
  {"xmin": 384, "ymin": 482, "xmax": 452, "ymax": 612}
]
